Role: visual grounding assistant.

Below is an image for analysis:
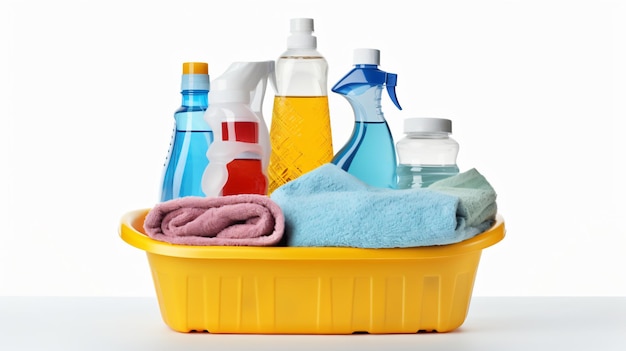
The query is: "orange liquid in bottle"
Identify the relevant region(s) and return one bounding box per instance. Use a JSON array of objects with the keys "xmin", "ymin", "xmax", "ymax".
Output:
[{"xmin": 268, "ymin": 96, "xmax": 333, "ymax": 194}]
